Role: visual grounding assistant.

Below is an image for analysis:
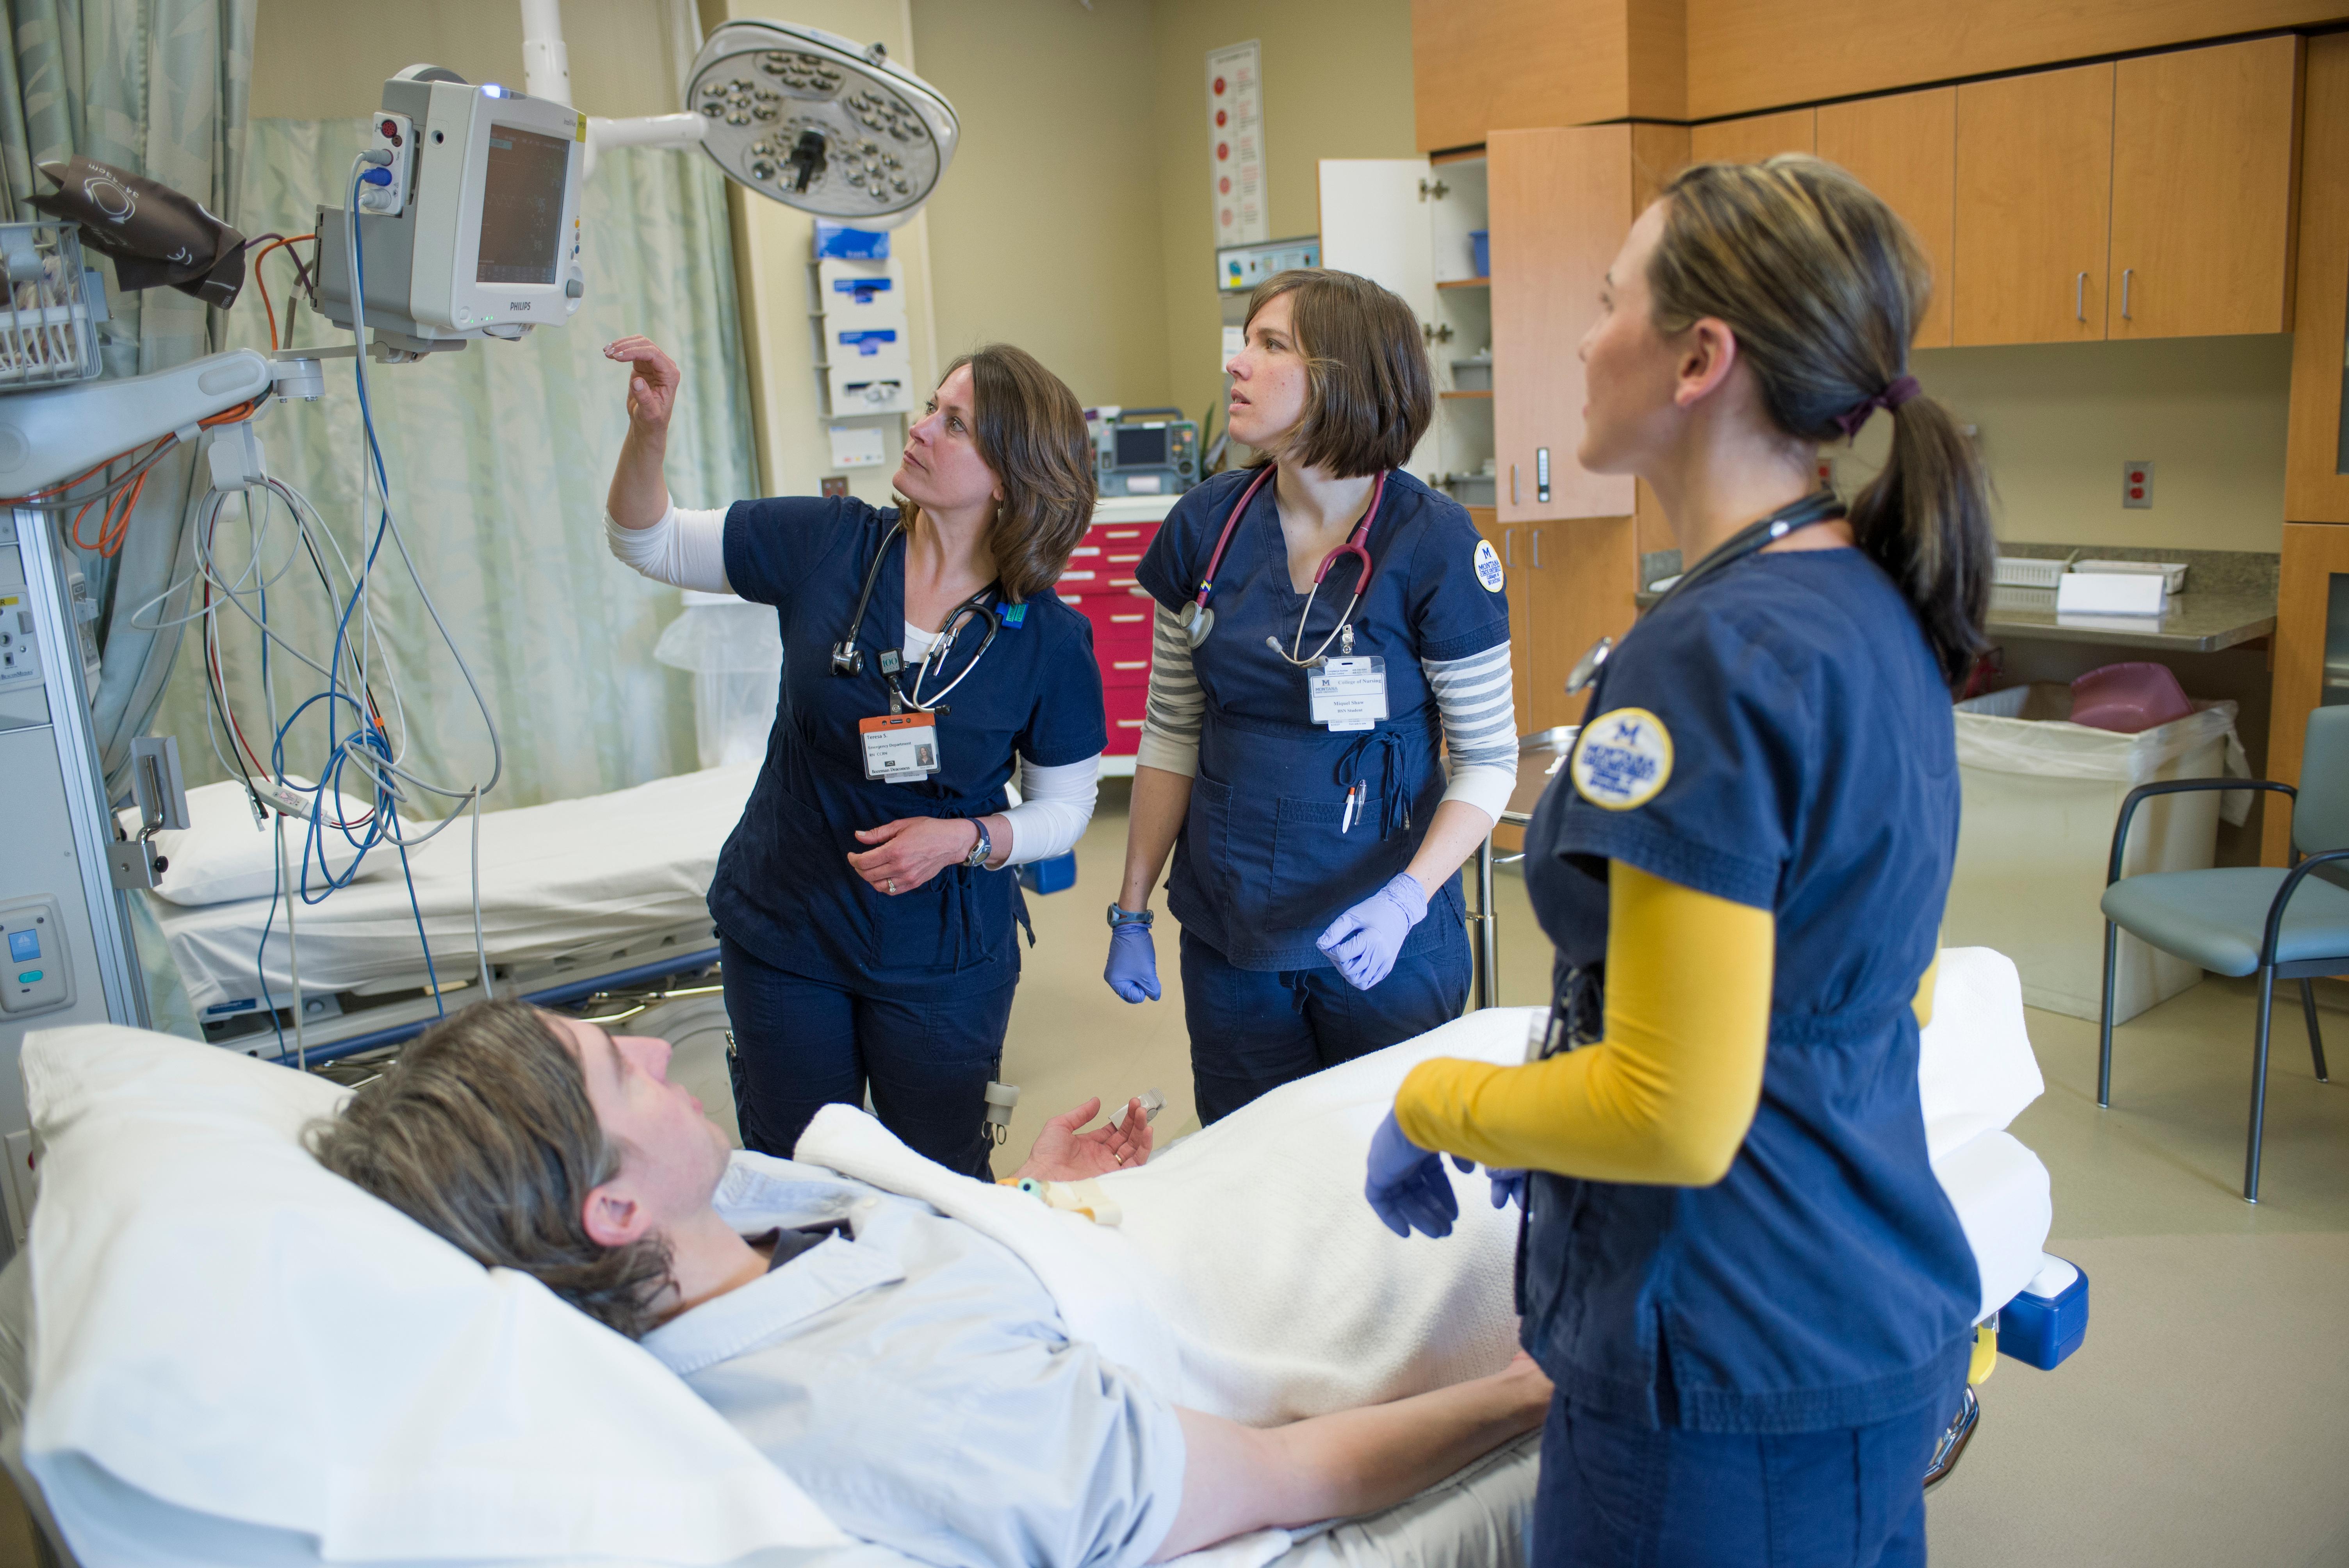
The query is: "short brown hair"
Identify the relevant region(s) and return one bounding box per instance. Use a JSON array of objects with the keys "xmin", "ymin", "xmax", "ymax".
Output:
[
  {"xmin": 1242, "ymin": 269, "xmax": 1432, "ymax": 477},
  {"xmin": 1648, "ymin": 156, "xmax": 1996, "ymax": 689},
  {"xmin": 306, "ymin": 1000, "xmax": 672, "ymax": 1339},
  {"xmin": 901, "ymin": 343, "xmax": 1094, "ymax": 601}
]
